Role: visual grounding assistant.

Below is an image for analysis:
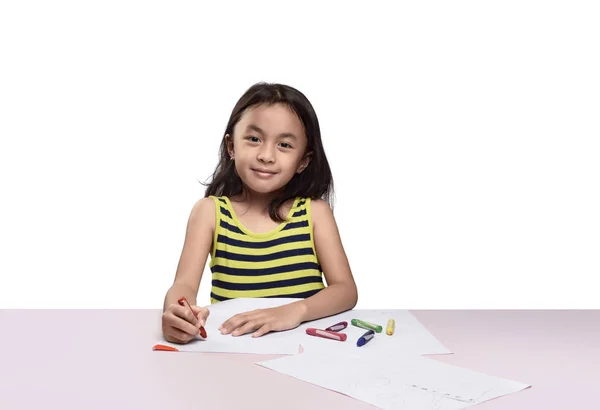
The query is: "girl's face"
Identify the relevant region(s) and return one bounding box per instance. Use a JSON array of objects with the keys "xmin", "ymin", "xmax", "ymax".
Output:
[{"xmin": 226, "ymin": 103, "xmax": 311, "ymax": 196}]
